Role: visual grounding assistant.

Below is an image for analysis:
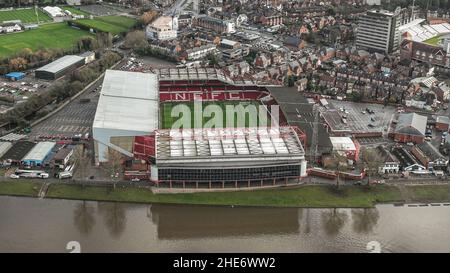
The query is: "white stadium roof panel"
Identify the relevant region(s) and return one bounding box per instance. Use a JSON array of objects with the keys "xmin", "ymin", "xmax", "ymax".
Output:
[
  {"xmin": 93, "ymin": 70, "xmax": 159, "ymax": 133},
  {"xmin": 156, "ymin": 127, "xmax": 305, "ymax": 162}
]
